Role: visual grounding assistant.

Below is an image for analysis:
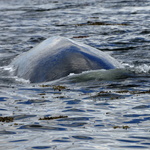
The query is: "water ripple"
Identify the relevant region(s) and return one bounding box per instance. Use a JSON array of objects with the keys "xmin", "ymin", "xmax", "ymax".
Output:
[{"xmin": 0, "ymin": 0, "xmax": 150, "ymax": 149}]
